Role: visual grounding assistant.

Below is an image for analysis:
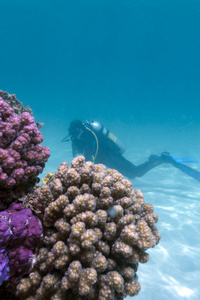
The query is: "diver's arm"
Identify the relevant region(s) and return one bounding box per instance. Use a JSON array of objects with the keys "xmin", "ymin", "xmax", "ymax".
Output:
[
  {"xmin": 72, "ymin": 133, "xmax": 96, "ymax": 161},
  {"xmin": 72, "ymin": 140, "xmax": 83, "ymax": 157},
  {"xmin": 72, "ymin": 145, "xmax": 80, "ymax": 157}
]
